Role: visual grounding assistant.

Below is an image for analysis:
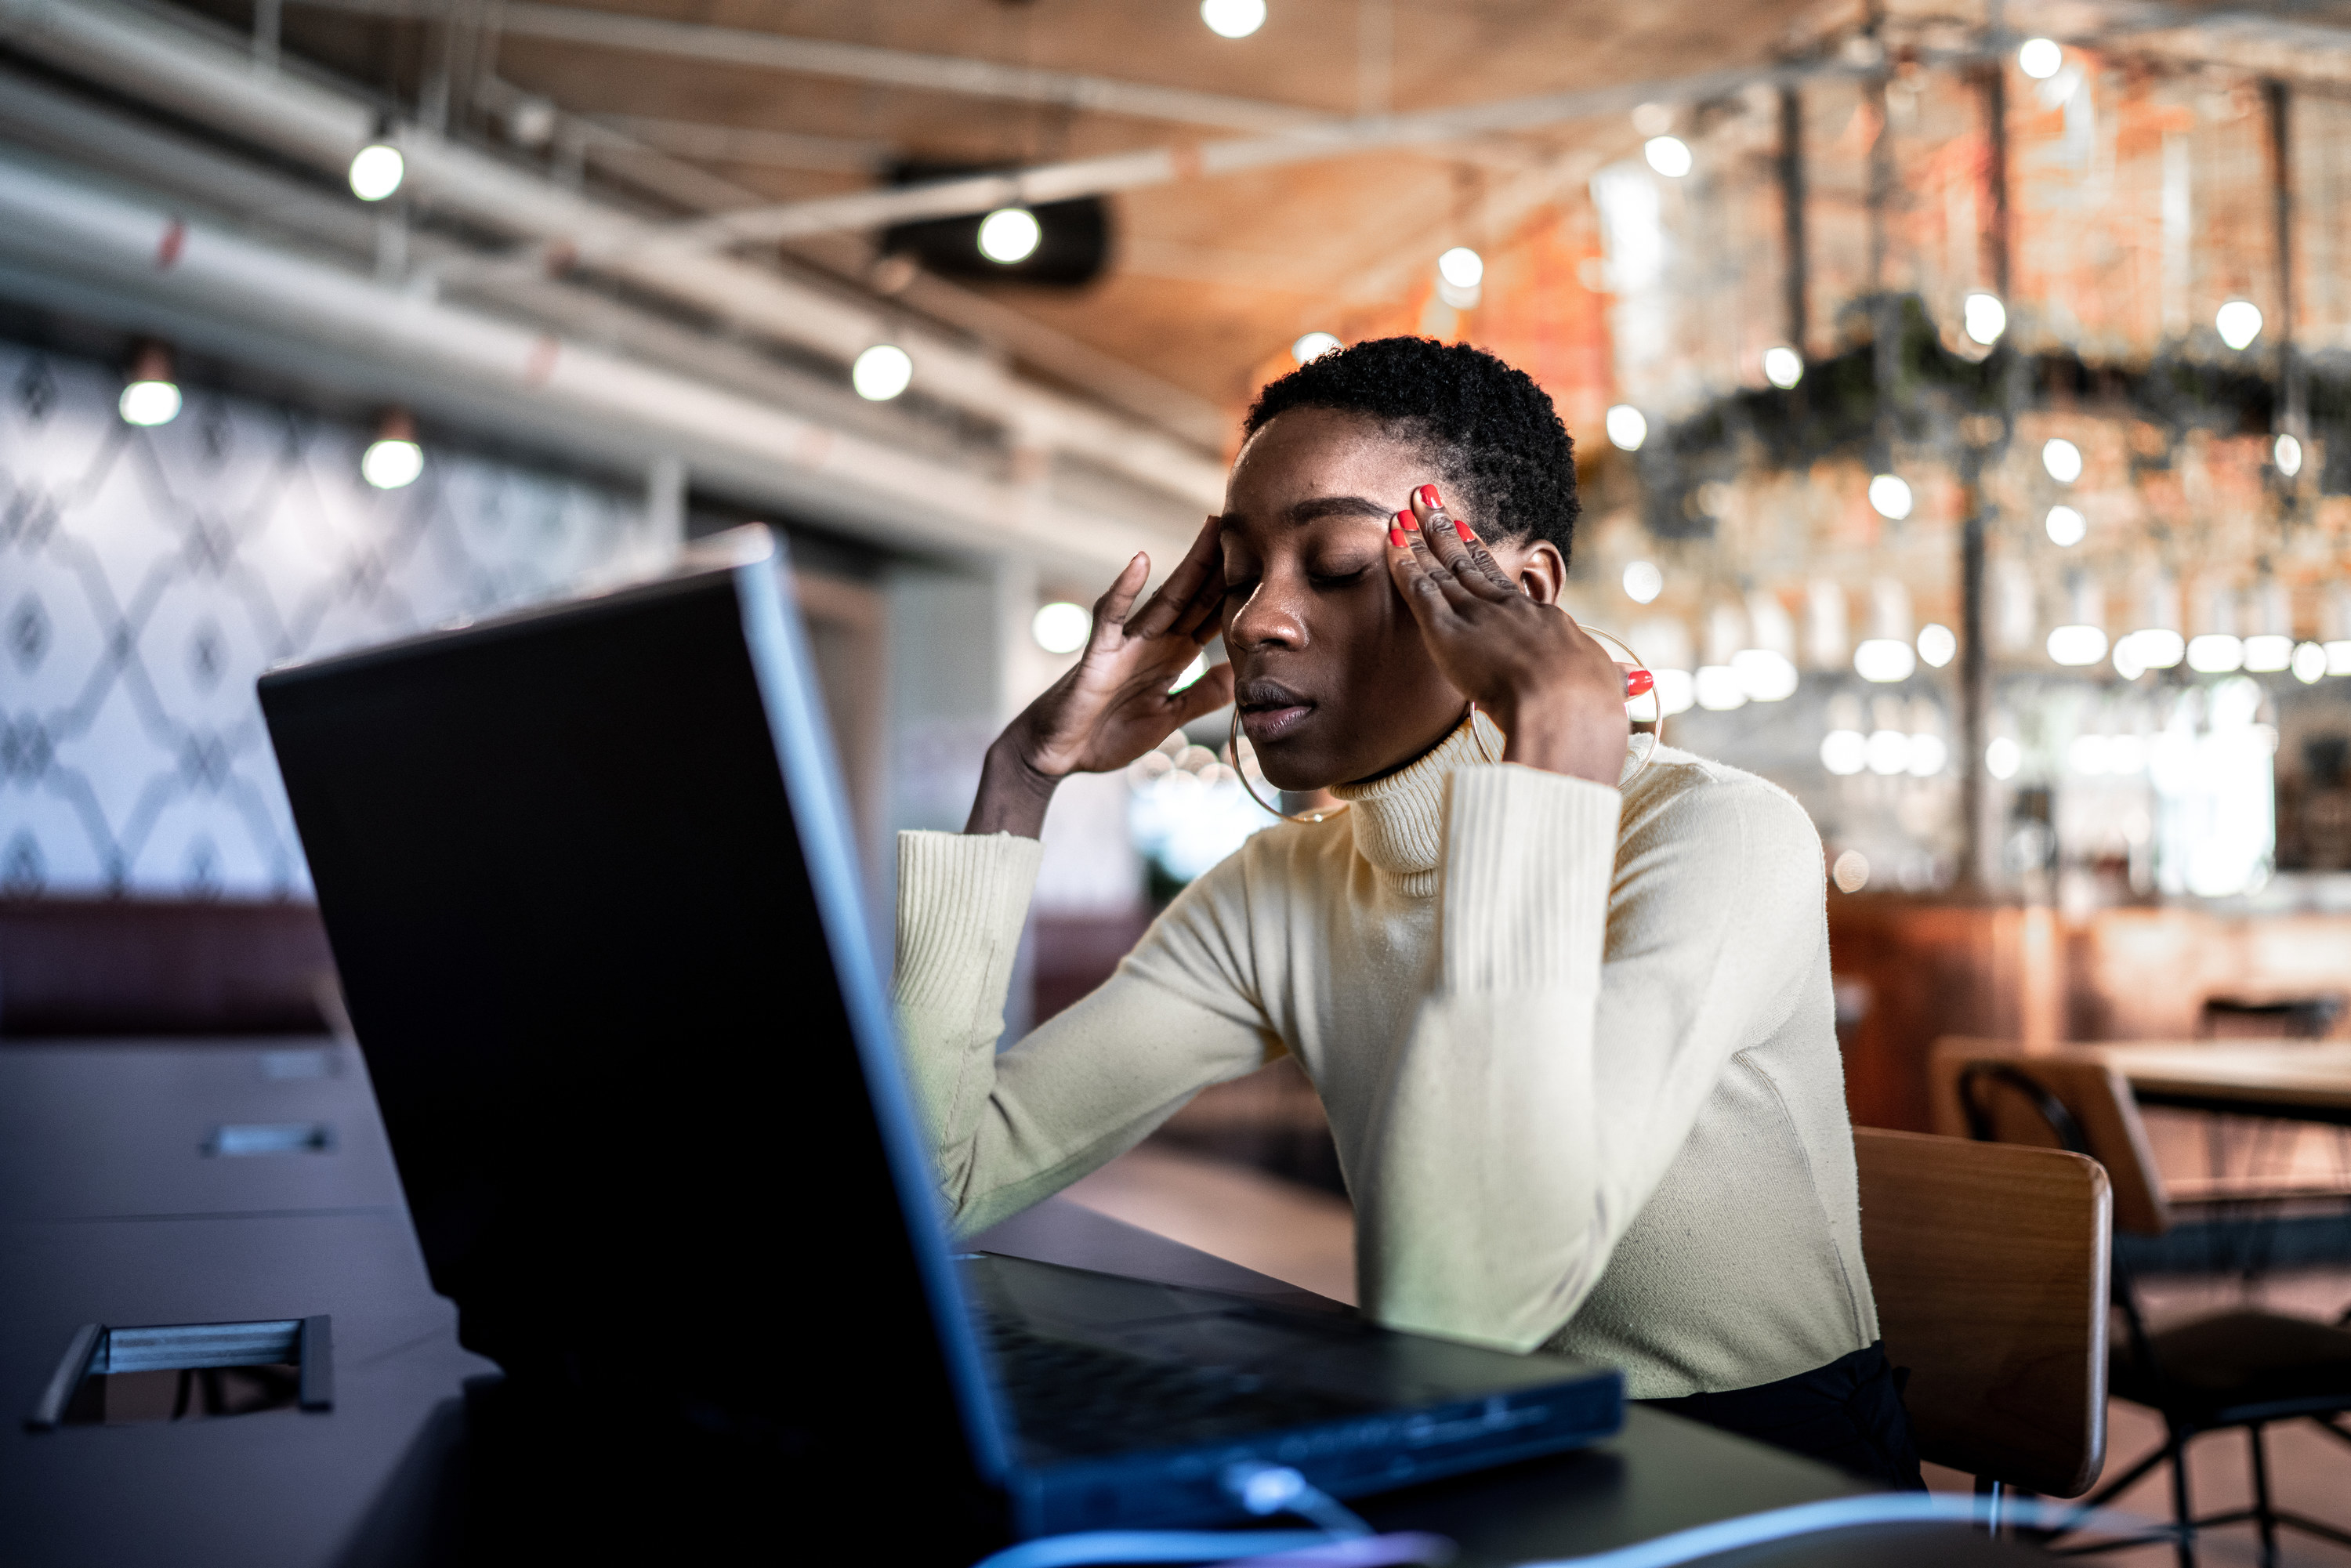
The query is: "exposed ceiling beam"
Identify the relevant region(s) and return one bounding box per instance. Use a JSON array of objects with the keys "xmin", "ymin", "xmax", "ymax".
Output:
[{"xmin": 581, "ymin": 114, "xmax": 891, "ymax": 176}]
